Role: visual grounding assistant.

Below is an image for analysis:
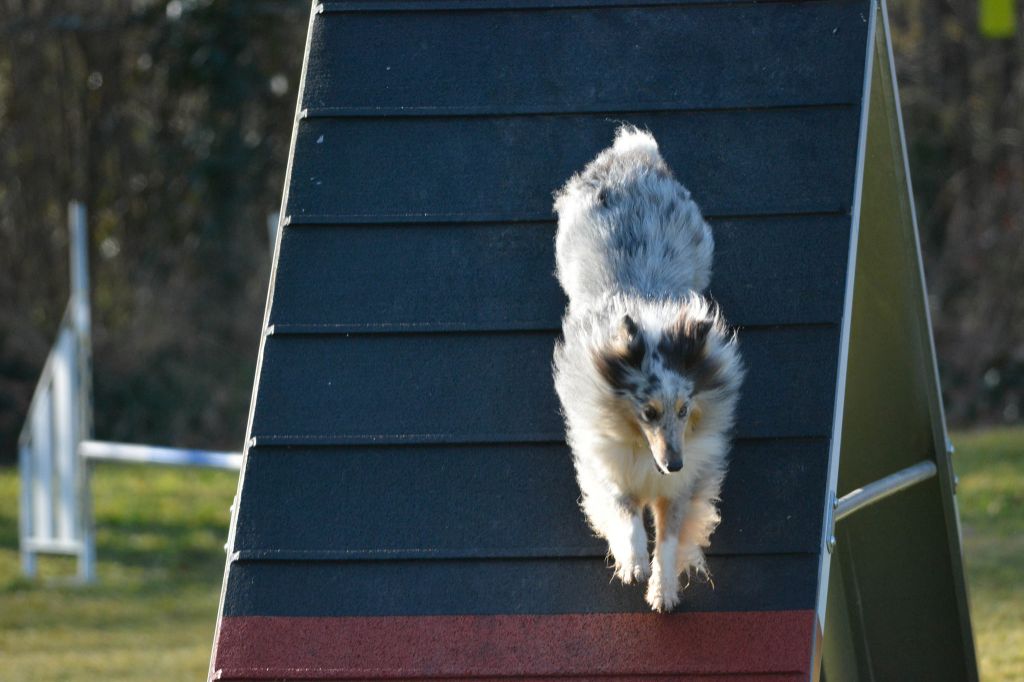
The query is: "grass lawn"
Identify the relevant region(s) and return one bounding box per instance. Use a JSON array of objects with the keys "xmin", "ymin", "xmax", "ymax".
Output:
[
  {"xmin": 0, "ymin": 463, "xmax": 236, "ymax": 680},
  {"xmin": 951, "ymin": 427, "xmax": 1024, "ymax": 681},
  {"xmin": 0, "ymin": 428, "xmax": 1021, "ymax": 680}
]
